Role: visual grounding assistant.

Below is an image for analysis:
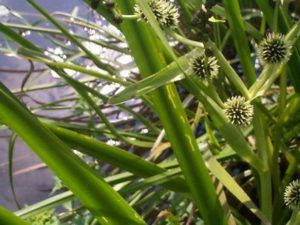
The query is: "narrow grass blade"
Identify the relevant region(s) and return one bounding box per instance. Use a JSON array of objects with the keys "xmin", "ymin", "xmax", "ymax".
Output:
[
  {"xmin": 8, "ymin": 133, "xmax": 21, "ymax": 209},
  {"xmin": 54, "ymin": 70, "xmax": 154, "ymax": 147},
  {"xmin": 207, "ymin": 158, "xmax": 271, "ymax": 225},
  {"xmin": 15, "ymin": 191, "xmax": 74, "ymax": 219},
  {"xmin": 0, "ymin": 23, "xmax": 40, "ymax": 51},
  {"xmin": 222, "ymin": 0, "xmax": 256, "ymax": 85},
  {"xmin": 119, "ymin": 168, "xmax": 182, "ymax": 196},
  {"xmin": 109, "ymin": 48, "xmax": 201, "ymax": 104},
  {"xmin": 254, "ymin": 0, "xmax": 274, "ymax": 27},
  {"xmin": 17, "ymin": 47, "xmax": 129, "ymax": 85},
  {"xmin": 176, "ymin": 0, "xmax": 192, "ymax": 25},
  {"xmin": 27, "ymin": 0, "xmax": 115, "ymax": 74}
]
